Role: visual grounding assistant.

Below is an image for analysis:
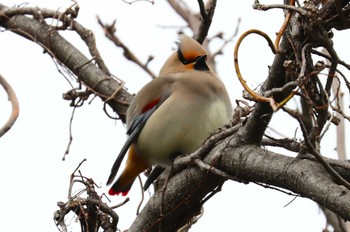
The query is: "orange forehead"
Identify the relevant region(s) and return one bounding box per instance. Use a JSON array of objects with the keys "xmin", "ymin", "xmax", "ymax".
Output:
[{"xmin": 182, "ymin": 51, "xmax": 202, "ymax": 63}]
